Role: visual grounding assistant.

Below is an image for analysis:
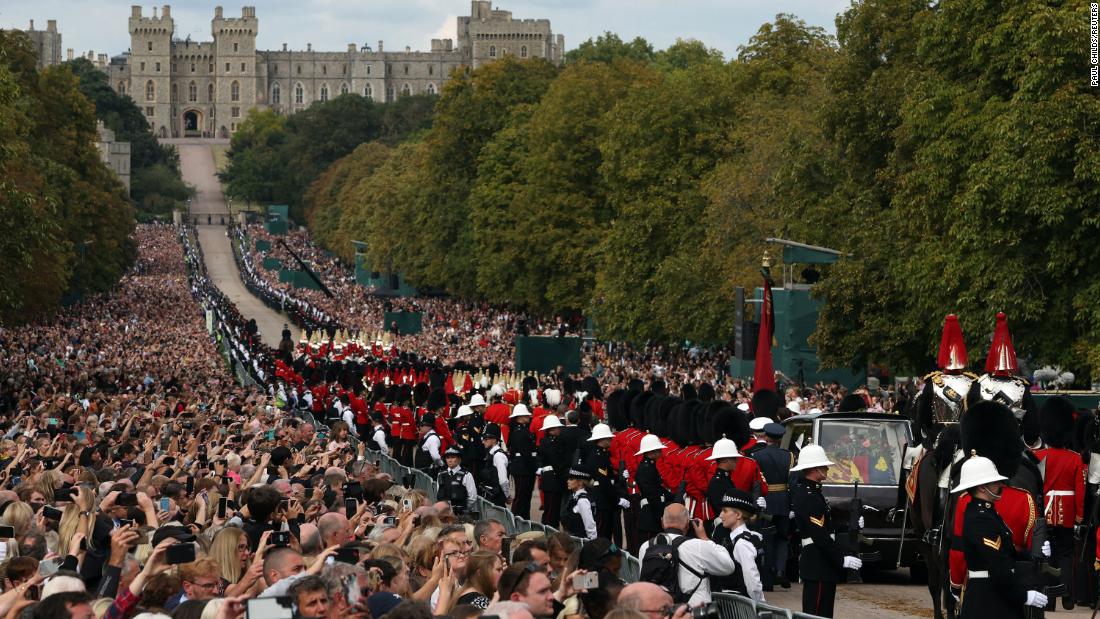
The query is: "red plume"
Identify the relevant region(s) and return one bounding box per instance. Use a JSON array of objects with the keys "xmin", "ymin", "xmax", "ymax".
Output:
[
  {"xmin": 937, "ymin": 314, "xmax": 968, "ymax": 372},
  {"xmin": 985, "ymin": 312, "xmax": 1018, "ymax": 376}
]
